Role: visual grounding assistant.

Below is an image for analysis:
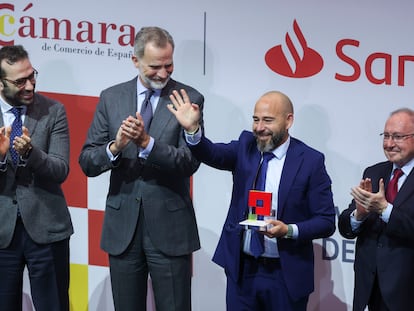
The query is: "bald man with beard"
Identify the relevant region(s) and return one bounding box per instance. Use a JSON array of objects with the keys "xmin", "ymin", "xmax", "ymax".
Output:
[{"xmin": 168, "ymin": 89, "xmax": 336, "ymax": 311}]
